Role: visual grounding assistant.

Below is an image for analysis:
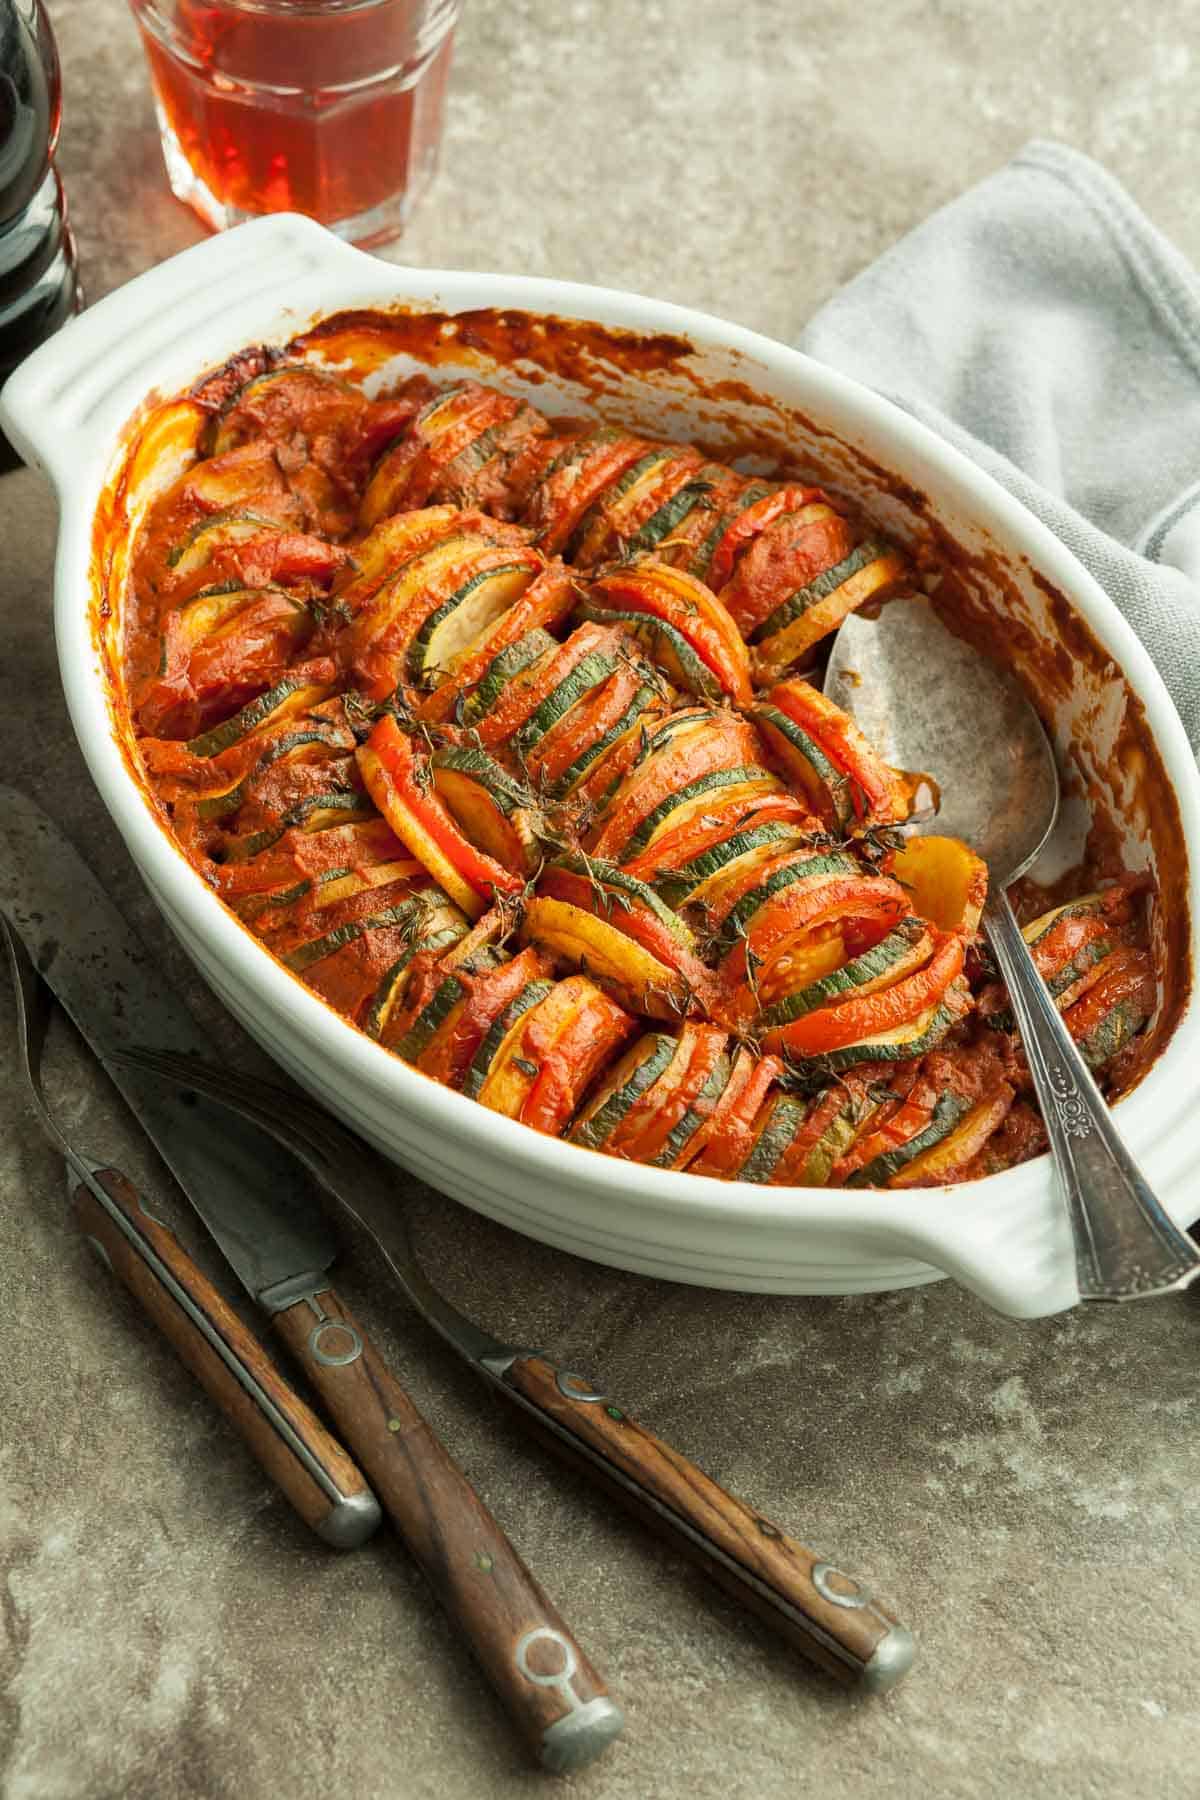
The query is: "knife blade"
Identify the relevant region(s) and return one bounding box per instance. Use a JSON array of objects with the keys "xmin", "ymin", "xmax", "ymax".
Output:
[
  {"xmin": 2, "ymin": 908, "xmax": 380, "ymax": 1549},
  {"xmin": 0, "ymin": 790, "xmax": 624, "ymax": 1772}
]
